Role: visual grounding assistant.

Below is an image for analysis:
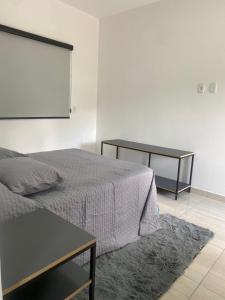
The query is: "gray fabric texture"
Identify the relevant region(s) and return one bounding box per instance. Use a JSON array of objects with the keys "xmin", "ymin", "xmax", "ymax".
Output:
[
  {"xmin": 0, "ymin": 148, "xmax": 159, "ymax": 262},
  {"xmin": 77, "ymin": 214, "xmax": 214, "ymax": 300},
  {"xmin": 29, "ymin": 149, "xmax": 160, "ymax": 261},
  {"xmin": 0, "ymin": 147, "xmax": 26, "ymax": 160},
  {"xmin": 0, "ymin": 157, "xmax": 64, "ymax": 196},
  {"xmin": 0, "ymin": 182, "xmax": 37, "ymax": 222}
]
